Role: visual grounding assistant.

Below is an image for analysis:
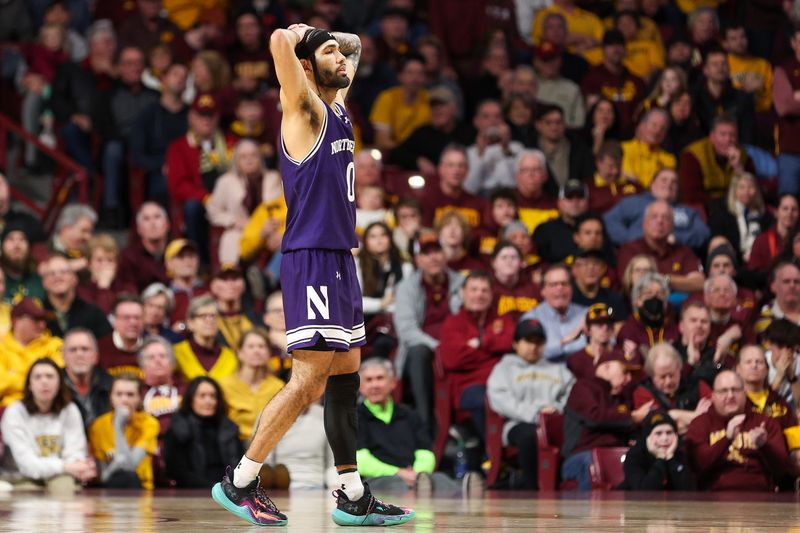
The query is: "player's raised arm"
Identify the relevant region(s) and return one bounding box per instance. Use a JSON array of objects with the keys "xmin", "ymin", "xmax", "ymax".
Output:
[
  {"xmin": 331, "ymin": 32, "xmax": 361, "ymax": 103},
  {"xmin": 269, "ymin": 25, "xmax": 313, "ymax": 114}
]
